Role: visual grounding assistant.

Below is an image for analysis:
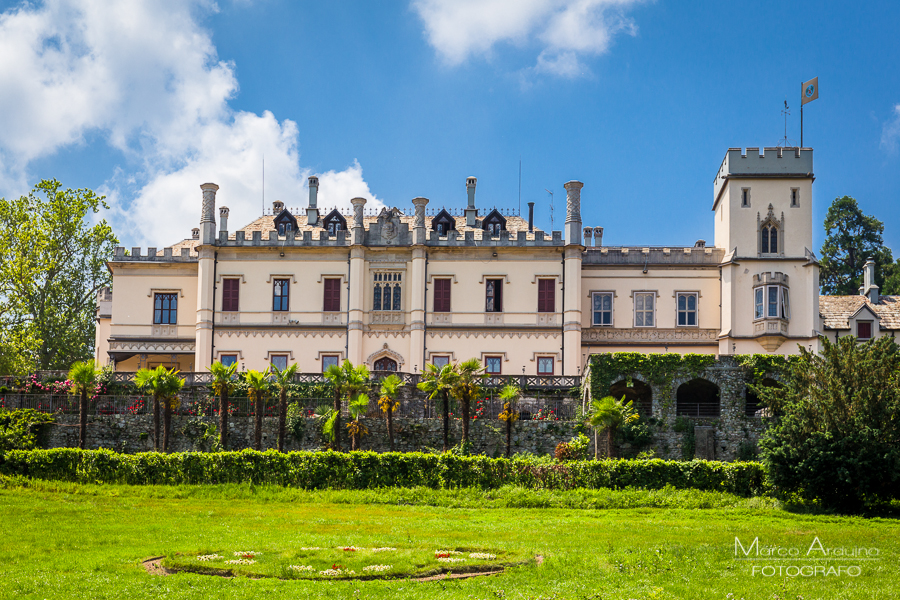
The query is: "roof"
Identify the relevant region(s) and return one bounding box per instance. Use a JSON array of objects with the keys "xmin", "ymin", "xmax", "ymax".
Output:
[{"xmin": 819, "ymin": 295, "xmax": 900, "ymax": 330}]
